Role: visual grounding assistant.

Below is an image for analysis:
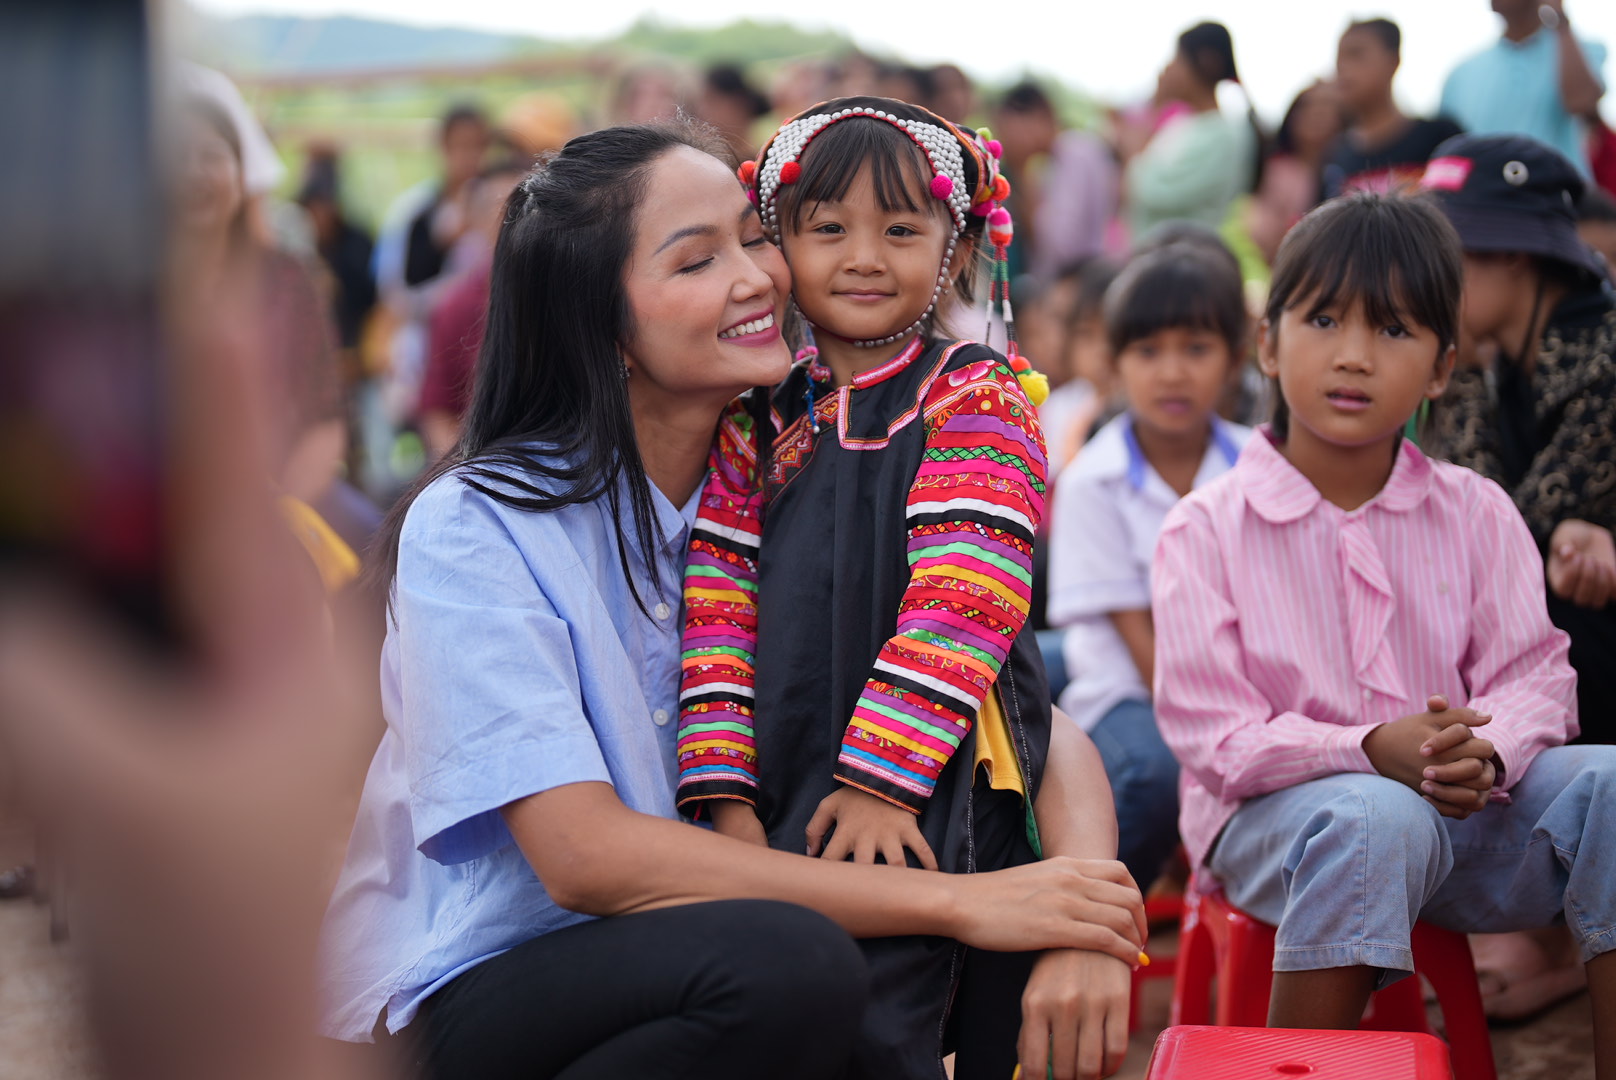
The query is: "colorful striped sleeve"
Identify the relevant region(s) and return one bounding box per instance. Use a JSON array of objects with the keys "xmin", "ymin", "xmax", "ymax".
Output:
[
  {"xmin": 836, "ymin": 356, "xmax": 1048, "ymax": 813},
  {"xmin": 676, "ymin": 404, "xmax": 764, "ymax": 813}
]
